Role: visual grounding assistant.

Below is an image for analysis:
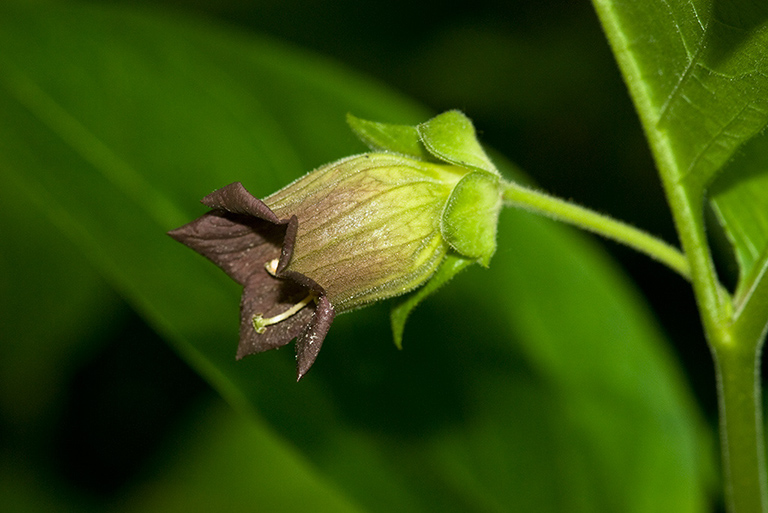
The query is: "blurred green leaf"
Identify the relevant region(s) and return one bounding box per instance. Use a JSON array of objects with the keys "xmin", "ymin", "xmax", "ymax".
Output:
[
  {"xmin": 0, "ymin": 165, "xmax": 120, "ymax": 428},
  {"xmin": 391, "ymin": 253, "xmax": 474, "ymax": 349},
  {"xmin": 0, "ymin": 462, "xmax": 98, "ymax": 513},
  {"xmin": 117, "ymin": 398, "xmax": 366, "ymax": 513},
  {"xmin": 0, "ymin": 1, "xmax": 714, "ymax": 511}
]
